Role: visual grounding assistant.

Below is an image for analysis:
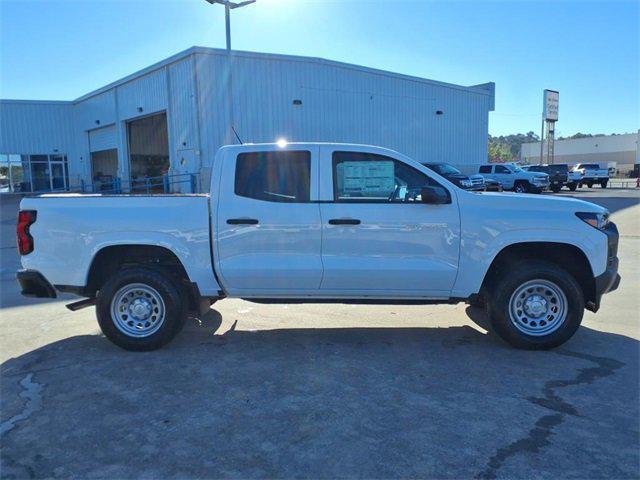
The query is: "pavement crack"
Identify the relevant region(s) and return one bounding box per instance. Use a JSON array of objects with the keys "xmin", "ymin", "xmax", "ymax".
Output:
[
  {"xmin": 475, "ymin": 350, "xmax": 625, "ymax": 479},
  {"xmin": 0, "ymin": 373, "xmax": 45, "ymax": 437}
]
